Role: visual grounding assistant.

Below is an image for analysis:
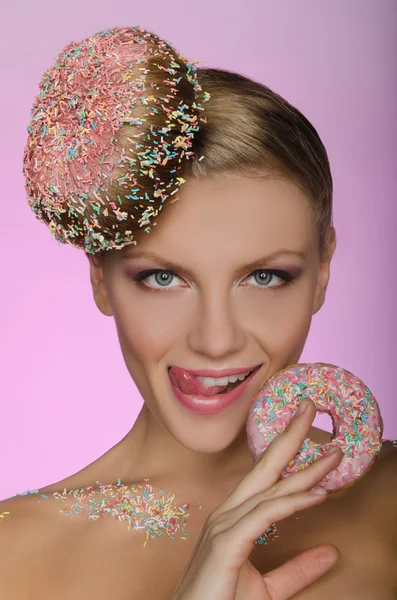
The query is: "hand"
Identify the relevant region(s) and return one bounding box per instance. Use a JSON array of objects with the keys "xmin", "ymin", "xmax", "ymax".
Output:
[{"xmin": 171, "ymin": 398, "xmax": 342, "ymax": 600}]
